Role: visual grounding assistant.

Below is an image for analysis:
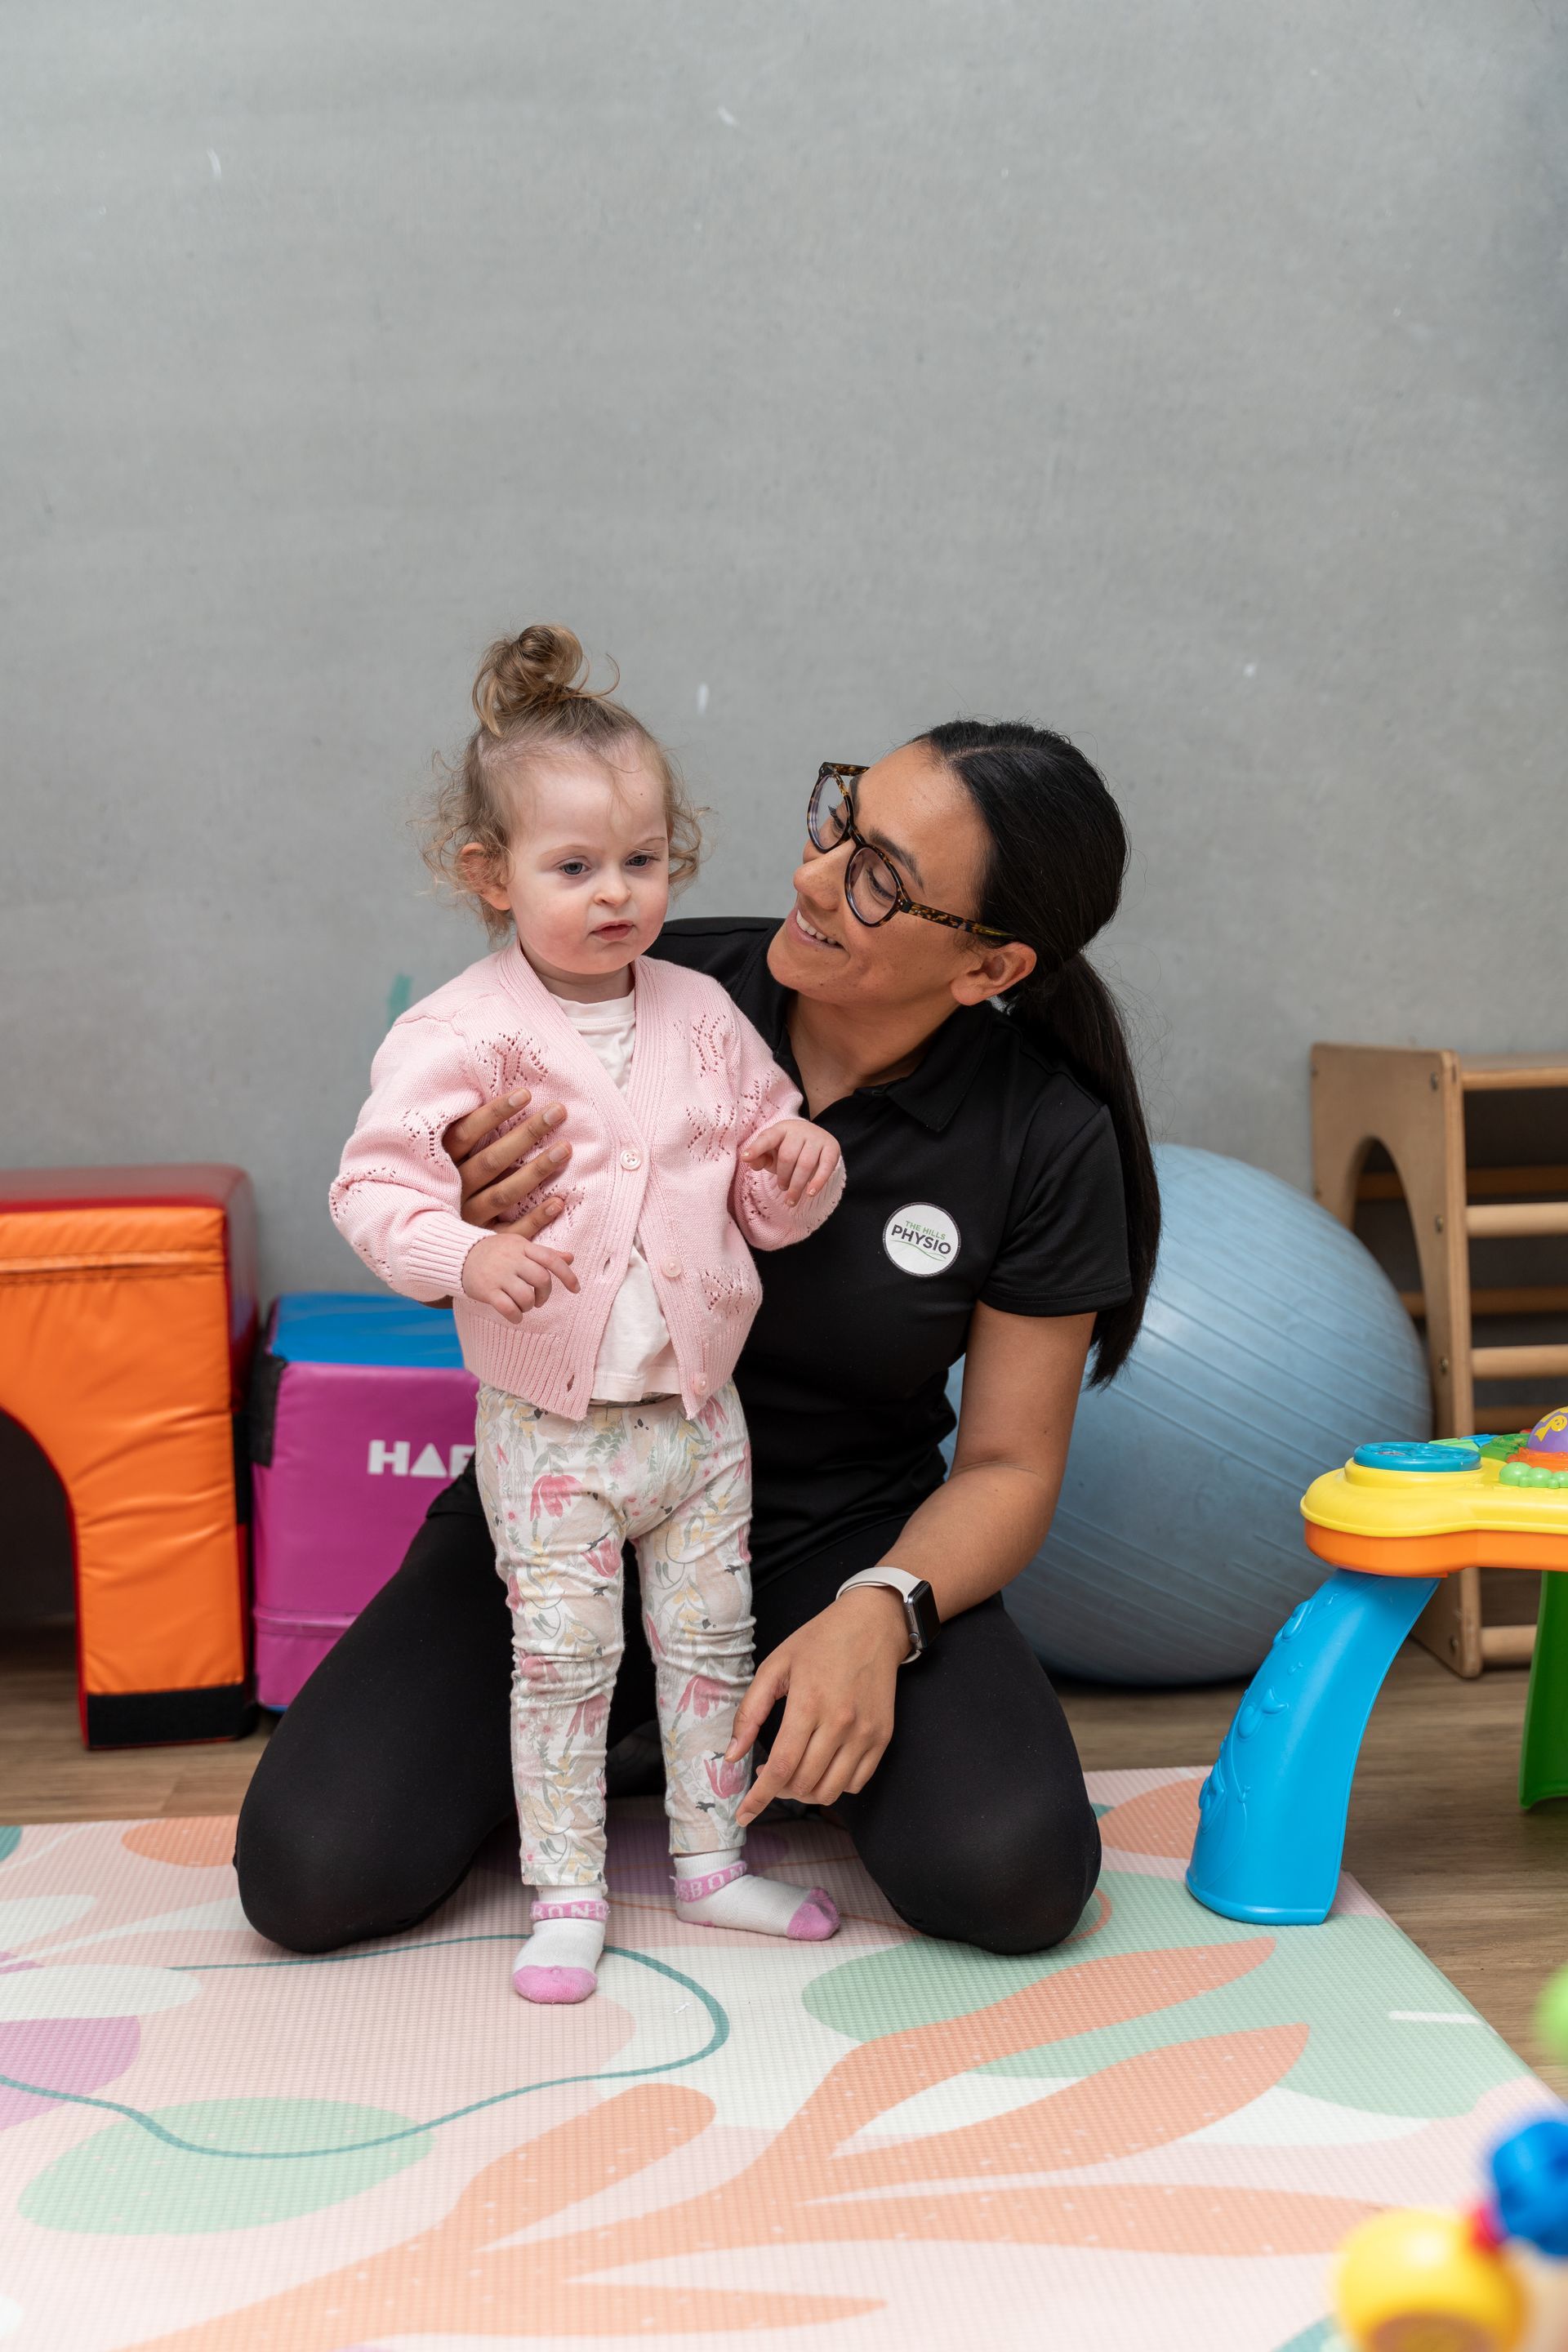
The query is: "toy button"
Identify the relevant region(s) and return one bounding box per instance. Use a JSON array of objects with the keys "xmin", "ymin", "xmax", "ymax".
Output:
[{"xmin": 1352, "ymin": 1440, "xmax": 1481, "ymax": 1475}]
